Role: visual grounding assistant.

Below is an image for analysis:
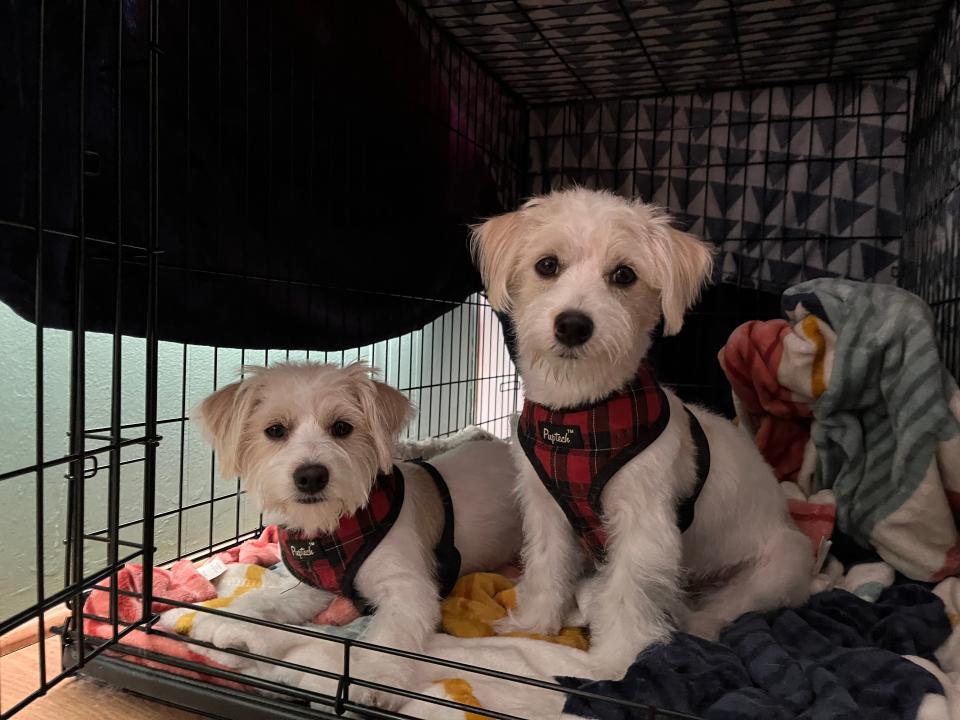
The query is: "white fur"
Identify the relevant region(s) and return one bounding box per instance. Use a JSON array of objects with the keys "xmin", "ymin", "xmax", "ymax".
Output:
[
  {"xmin": 472, "ymin": 188, "xmax": 813, "ymax": 679},
  {"xmin": 193, "ymin": 363, "xmax": 521, "ymax": 707}
]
